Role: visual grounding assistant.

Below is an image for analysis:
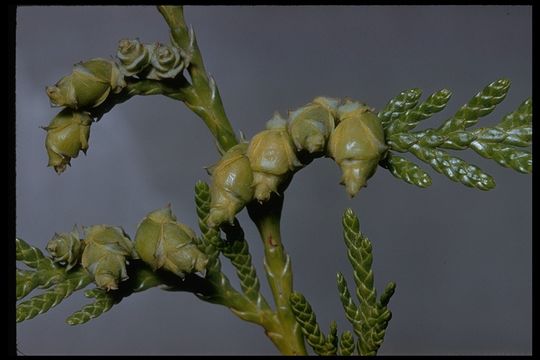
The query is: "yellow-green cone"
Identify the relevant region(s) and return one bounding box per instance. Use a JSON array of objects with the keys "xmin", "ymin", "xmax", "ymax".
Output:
[
  {"xmin": 328, "ymin": 100, "xmax": 387, "ymax": 197},
  {"xmin": 46, "ymin": 225, "xmax": 83, "ymax": 271},
  {"xmin": 134, "ymin": 206, "xmax": 208, "ymax": 278},
  {"xmin": 46, "ymin": 58, "xmax": 126, "ymax": 109},
  {"xmin": 207, "ymin": 143, "xmax": 254, "ymax": 228},
  {"xmin": 247, "ymin": 113, "xmax": 302, "ymax": 202},
  {"xmin": 81, "ymin": 225, "xmax": 137, "ymax": 291},
  {"xmin": 44, "ymin": 109, "xmax": 93, "ymax": 174},
  {"xmin": 288, "ymin": 97, "xmax": 338, "ymax": 154}
]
